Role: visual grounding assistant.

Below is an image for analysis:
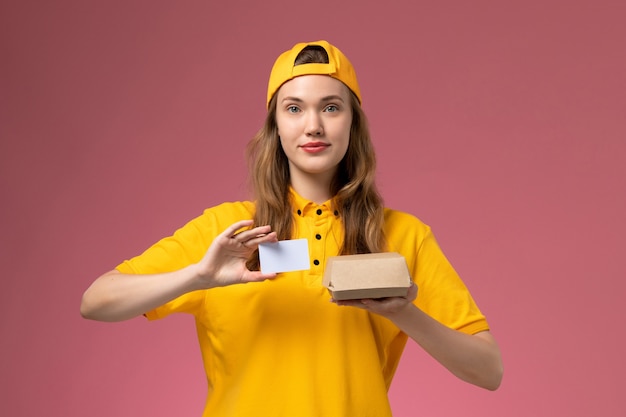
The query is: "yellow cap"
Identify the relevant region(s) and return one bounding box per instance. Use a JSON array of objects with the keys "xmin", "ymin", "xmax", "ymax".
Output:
[{"xmin": 266, "ymin": 40, "xmax": 361, "ymax": 108}]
